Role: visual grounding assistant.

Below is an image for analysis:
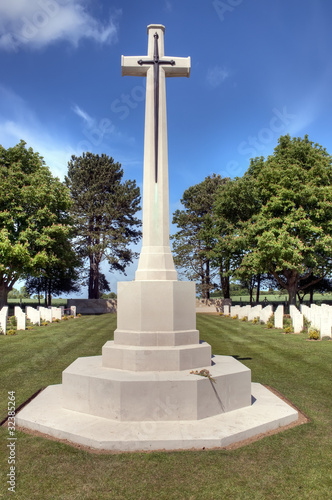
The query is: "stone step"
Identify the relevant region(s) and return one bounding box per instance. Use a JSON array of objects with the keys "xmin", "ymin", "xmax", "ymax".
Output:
[
  {"xmin": 102, "ymin": 340, "xmax": 211, "ymax": 371},
  {"xmin": 62, "ymin": 354, "xmax": 251, "ymax": 421}
]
